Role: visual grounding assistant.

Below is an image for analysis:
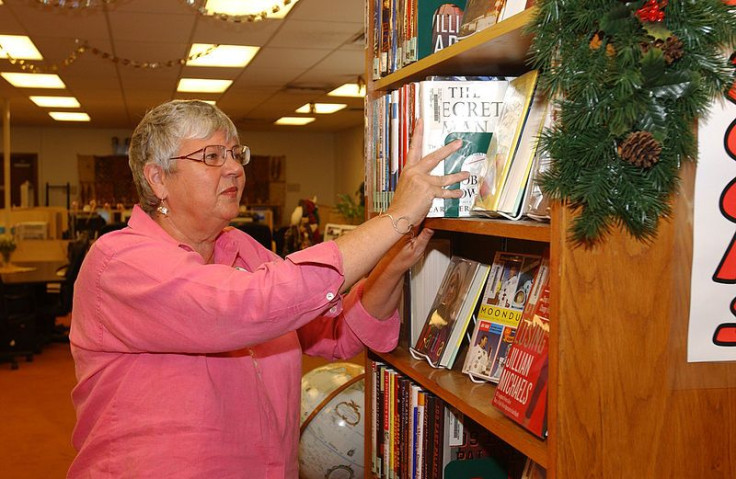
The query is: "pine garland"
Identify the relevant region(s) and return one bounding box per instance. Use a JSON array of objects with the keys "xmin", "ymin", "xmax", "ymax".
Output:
[{"xmin": 528, "ymin": 0, "xmax": 736, "ymax": 245}]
